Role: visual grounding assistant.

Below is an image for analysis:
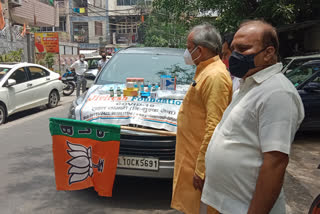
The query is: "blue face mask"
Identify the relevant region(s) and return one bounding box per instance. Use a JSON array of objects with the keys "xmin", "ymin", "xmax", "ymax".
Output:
[{"xmin": 229, "ymin": 48, "xmax": 266, "ymax": 78}]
